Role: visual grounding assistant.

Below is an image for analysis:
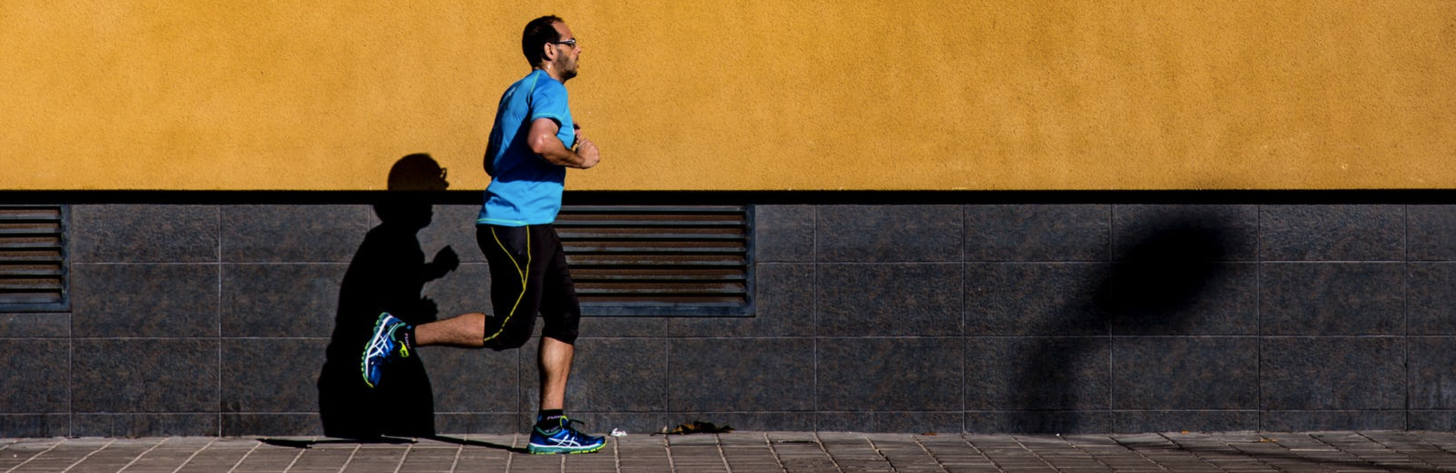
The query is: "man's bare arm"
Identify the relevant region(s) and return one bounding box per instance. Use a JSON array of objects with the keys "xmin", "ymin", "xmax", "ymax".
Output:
[{"xmin": 528, "ymin": 118, "xmax": 599, "ymax": 169}]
